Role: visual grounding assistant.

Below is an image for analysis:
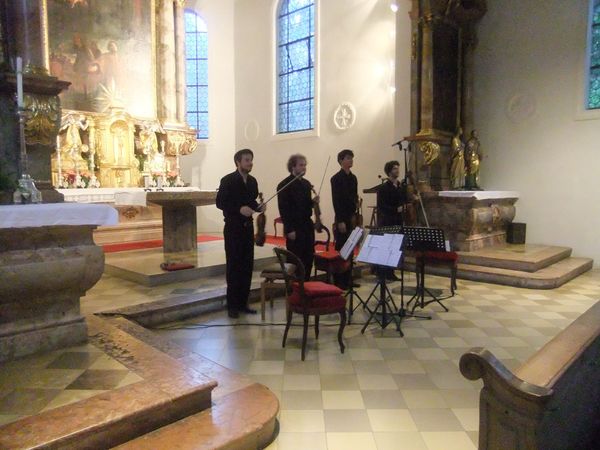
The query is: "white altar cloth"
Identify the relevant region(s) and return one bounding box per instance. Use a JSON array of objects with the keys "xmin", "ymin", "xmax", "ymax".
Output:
[
  {"xmin": 0, "ymin": 203, "xmax": 118, "ymax": 229},
  {"xmin": 438, "ymin": 191, "xmax": 520, "ymax": 200},
  {"xmin": 57, "ymin": 187, "xmax": 203, "ymax": 205}
]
